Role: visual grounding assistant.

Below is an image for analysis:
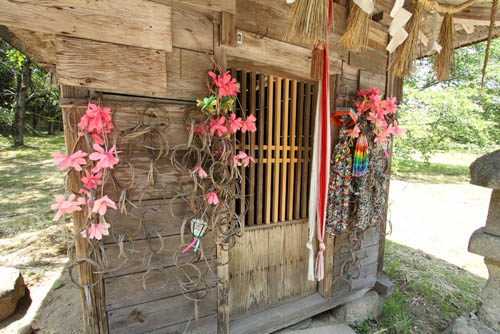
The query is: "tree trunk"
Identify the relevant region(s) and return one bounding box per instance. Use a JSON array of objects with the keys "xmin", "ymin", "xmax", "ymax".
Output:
[{"xmin": 12, "ymin": 59, "xmax": 30, "ymax": 147}]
